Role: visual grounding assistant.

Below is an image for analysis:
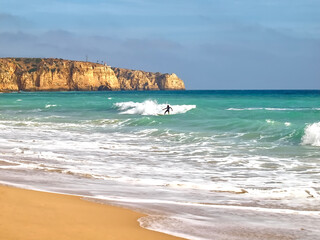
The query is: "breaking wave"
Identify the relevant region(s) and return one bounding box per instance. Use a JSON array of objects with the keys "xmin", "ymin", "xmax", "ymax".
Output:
[
  {"xmin": 114, "ymin": 100, "xmax": 196, "ymax": 115},
  {"xmin": 301, "ymin": 122, "xmax": 320, "ymax": 147}
]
